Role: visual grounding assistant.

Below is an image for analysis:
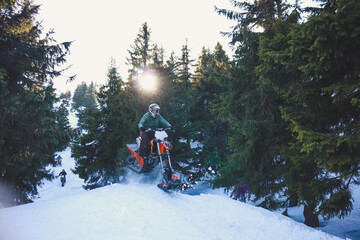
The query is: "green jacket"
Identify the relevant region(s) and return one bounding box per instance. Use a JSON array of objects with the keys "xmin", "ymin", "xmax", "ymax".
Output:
[{"xmin": 138, "ymin": 112, "xmax": 172, "ymax": 130}]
